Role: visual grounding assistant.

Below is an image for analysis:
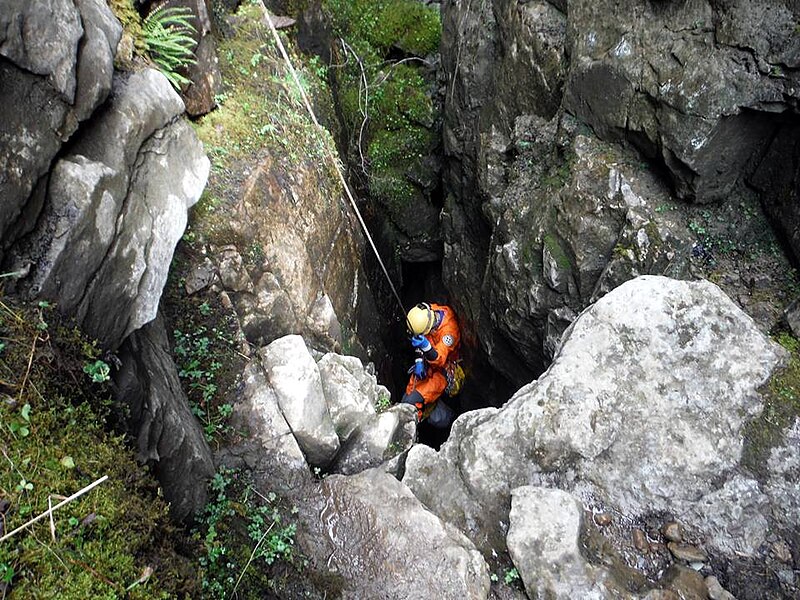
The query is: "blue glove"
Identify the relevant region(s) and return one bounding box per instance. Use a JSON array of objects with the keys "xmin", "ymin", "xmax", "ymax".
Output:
[
  {"xmin": 413, "ymin": 357, "xmax": 426, "ymax": 378},
  {"xmin": 411, "ymin": 335, "xmax": 431, "ymax": 352}
]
